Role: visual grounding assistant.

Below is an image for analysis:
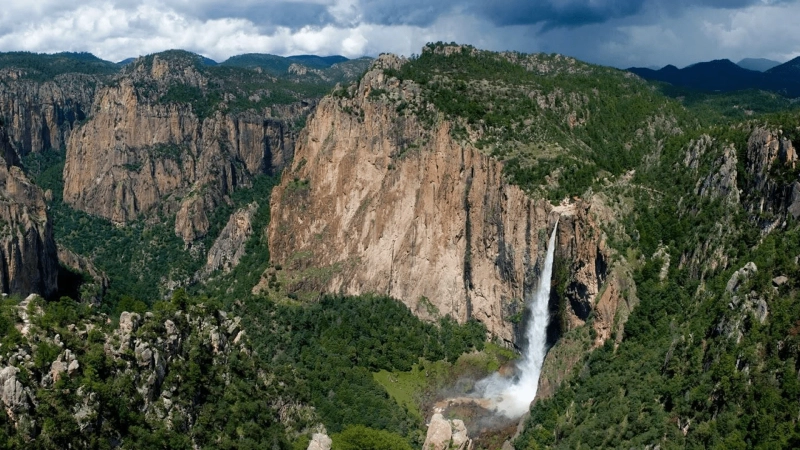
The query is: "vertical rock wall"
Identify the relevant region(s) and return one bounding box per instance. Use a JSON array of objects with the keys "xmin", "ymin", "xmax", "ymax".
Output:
[
  {"xmin": 268, "ymin": 58, "xmax": 615, "ymax": 345},
  {"xmin": 0, "ymin": 69, "xmax": 98, "ymax": 156},
  {"xmin": 0, "ymin": 126, "xmax": 58, "ymax": 298},
  {"xmin": 62, "ymin": 56, "xmax": 309, "ymax": 242}
]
